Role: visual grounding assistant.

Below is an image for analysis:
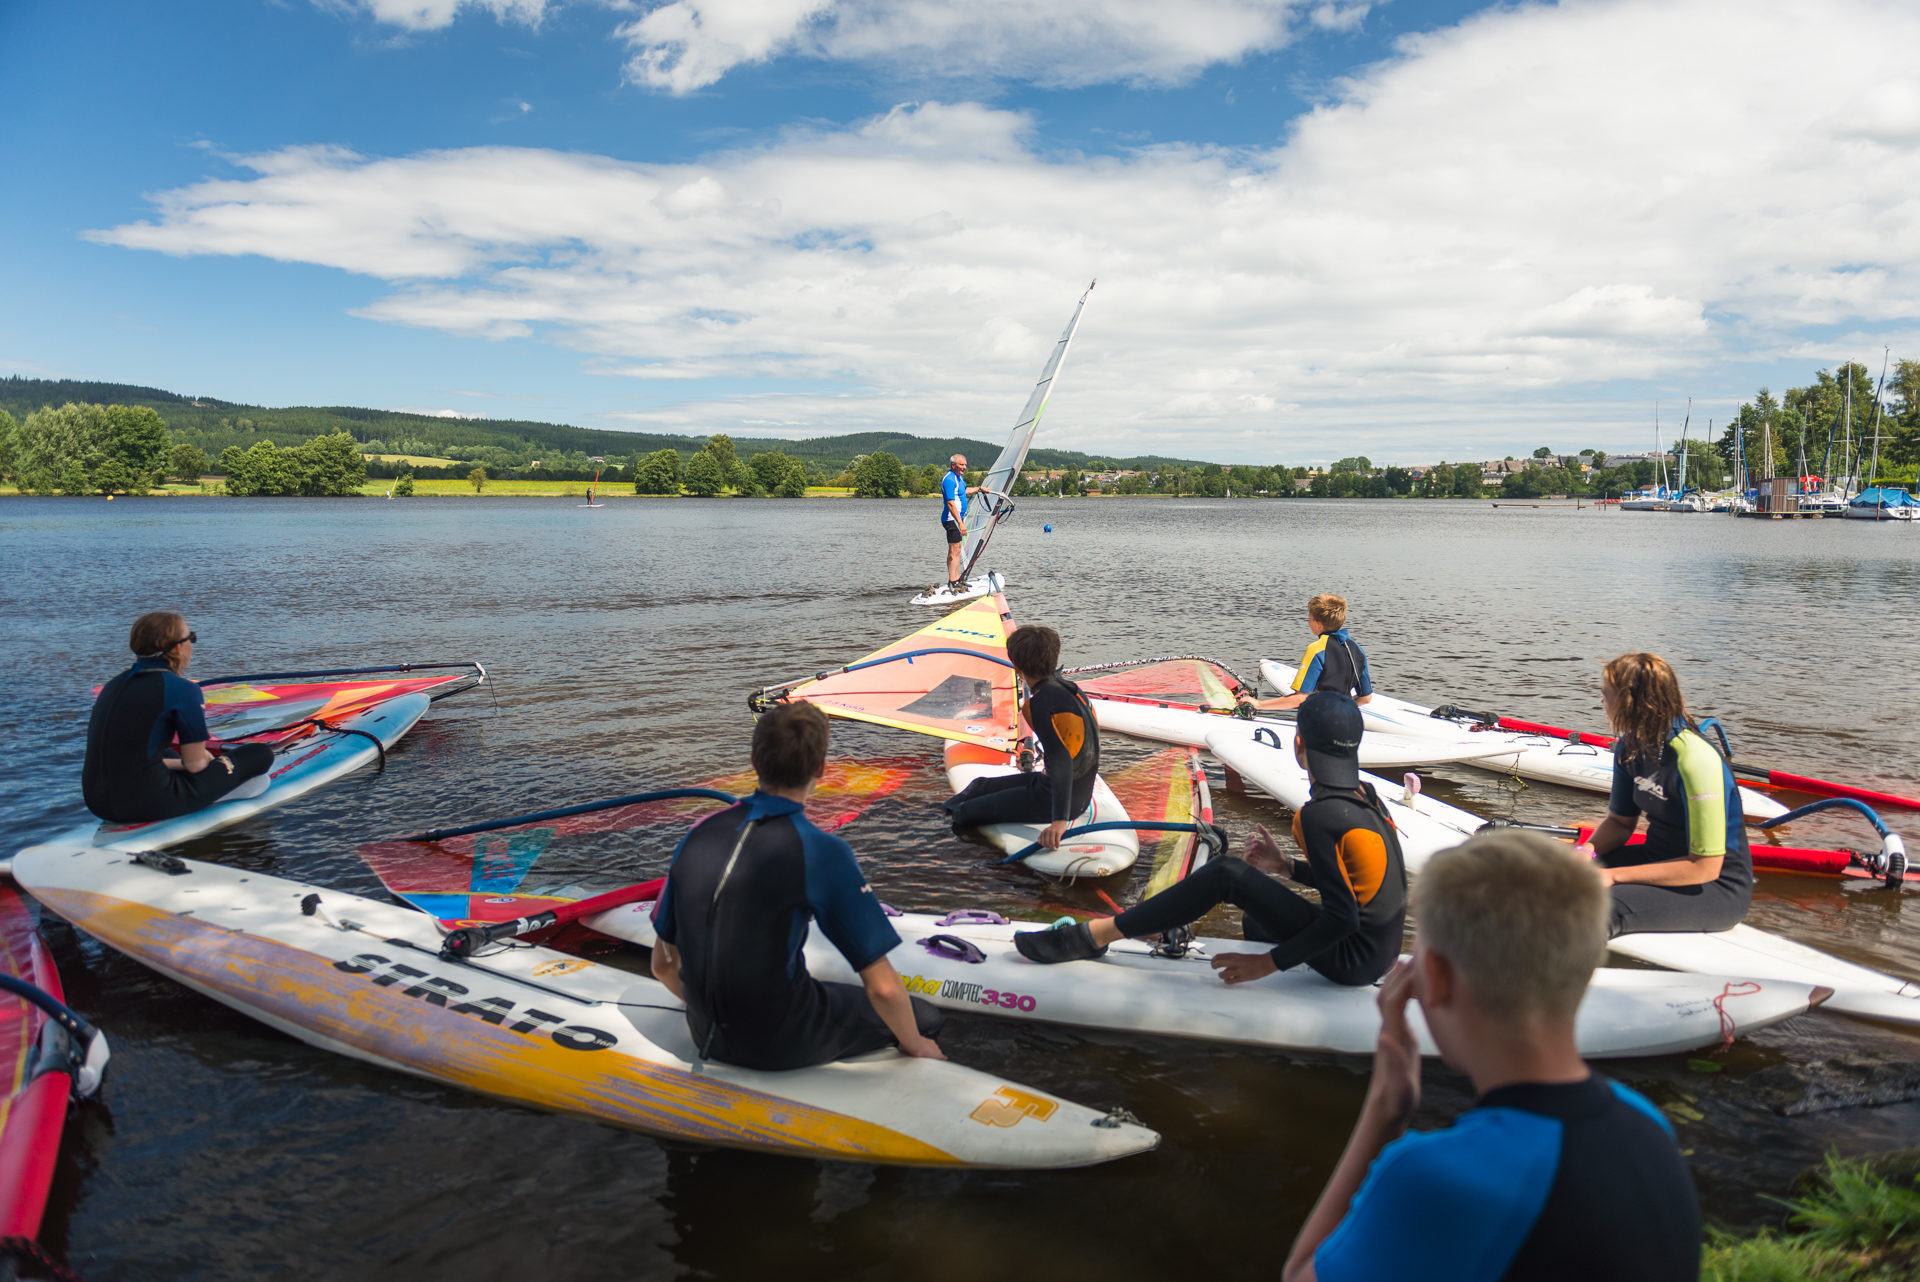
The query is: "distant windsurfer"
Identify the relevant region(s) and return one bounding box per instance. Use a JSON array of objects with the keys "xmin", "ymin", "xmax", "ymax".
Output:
[
  {"xmin": 1242, "ymin": 592, "xmax": 1373, "ymax": 711},
  {"xmin": 82, "ymin": 612, "xmax": 273, "ymax": 823},
  {"xmin": 1014, "ymin": 690, "xmax": 1407, "ymax": 988},
  {"xmin": 942, "ymin": 625, "xmax": 1097, "ymax": 850},
  {"xmin": 1575, "ymin": 653, "xmax": 1753, "ymax": 937},
  {"xmin": 648, "ymin": 702, "xmax": 945, "ymax": 1069},
  {"xmin": 940, "ymin": 453, "xmax": 982, "ymax": 595}
]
